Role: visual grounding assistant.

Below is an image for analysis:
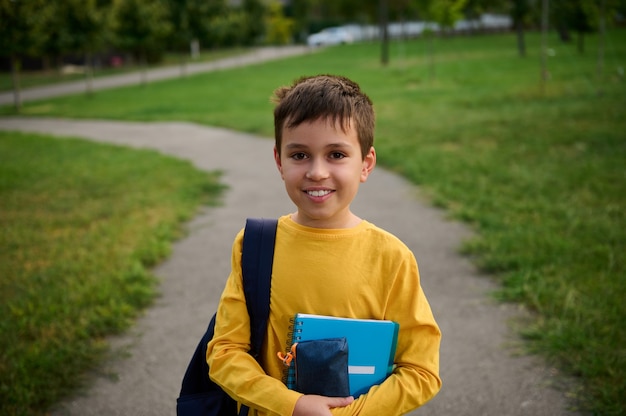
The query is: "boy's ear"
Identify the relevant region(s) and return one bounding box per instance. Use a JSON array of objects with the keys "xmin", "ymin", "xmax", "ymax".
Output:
[
  {"xmin": 360, "ymin": 146, "xmax": 376, "ymax": 183},
  {"xmin": 274, "ymin": 146, "xmax": 284, "ymax": 177}
]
